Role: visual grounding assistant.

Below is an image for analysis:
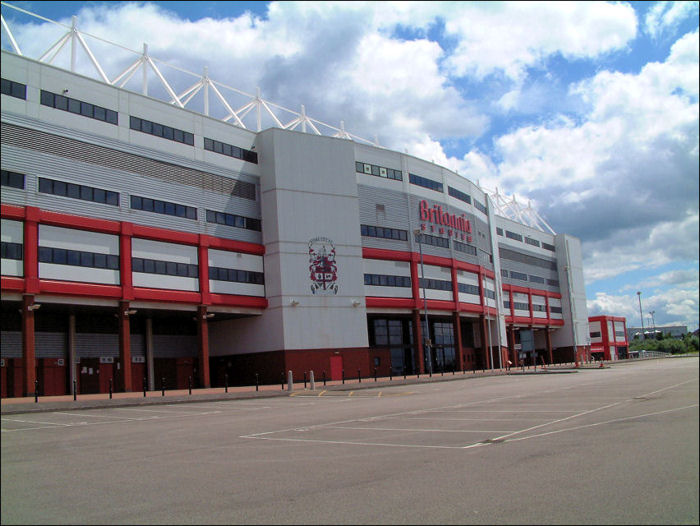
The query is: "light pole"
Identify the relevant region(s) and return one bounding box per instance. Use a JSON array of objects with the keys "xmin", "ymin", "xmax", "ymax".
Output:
[
  {"xmin": 649, "ymin": 310, "xmax": 656, "ymax": 332},
  {"xmin": 637, "ymin": 291, "xmax": 645, "ymax": 340},
  {"xmin": 414, "ymin": 229, "xmax": 432, "ymax": 376}
]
